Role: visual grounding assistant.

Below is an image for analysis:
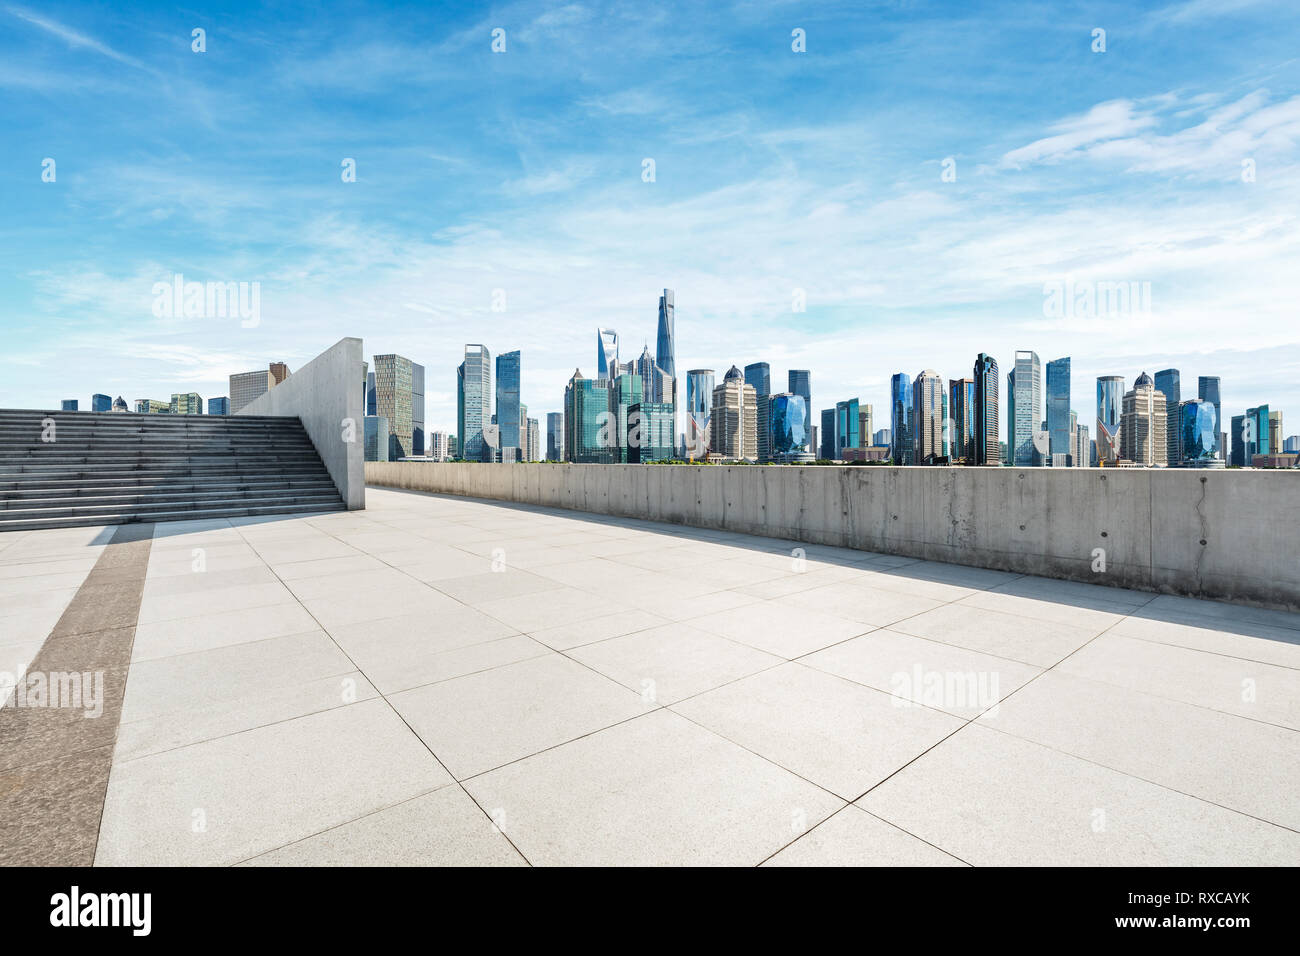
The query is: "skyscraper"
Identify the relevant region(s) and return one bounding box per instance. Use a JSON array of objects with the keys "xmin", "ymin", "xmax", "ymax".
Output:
[
  {"xmin": 1012, "ymin": 350, "xmax": 1042, "ymax": 466},
  {"xmin": 873, "ymin": 428, "xmax": 891, "ymax": 447},
  {"xmin": 890, "ymin": 373, "xmax": 914, "ymax": 465},
  {"xmin": 495, "ymin": 350, "xmax": 521, "ymax": 461},
  {"xmin": 744, "ymin": 362, "xmax": 771, "ymax": 462},
  {"xmin": 1120, "ymin": 372, "xmax": 1167, "ymax": 466},
  {"xmin": 835, "ymin": 398, "xmax": 860, "ymax": 457},
  {"xmin": 526, "ymin": 417, "xmax": 540, "ymax": 463},
  {"xmin": 546, "ymin": 411, "xmax": 564, "ymax": 461},
  {"xmin": 948, "ymin": 378, "xmax": 975, "ymax": 463},
  {"xmin": 208, "ymin": 397, "xmax": 229, "ymax": 416},
  {"xmin": 1096, "ymin": 375, "xmax": 1125, "ymax": 463},
  {"xmin": 1230, "ymin": 414, "xmax": 1246, "ymax": 466},
  {"xmin": 1179, "ymin": 400, "xmax": 1219, "ymax": 464},
  {"xmin": 788, "ymin": 369, "xmax": 811, "ymax": 418},
  {"xmin": 710, "ymin": 366, "xmax": 757, "ymax": 461},
  {"xmin": 820, "ymin": 408, "xmax": 835, "ymax": 459},
  {"xmin": 564, "ymin": 369, "xmax": 614, "ymax": 463},
  {"xmin": 1046, "ymin": 357, "xmax": 1071, "ymax": 465},
  {"xmin": 1198, "ymin": 376, "xmax": 1222, "ymax": 459},
  {"xmin": 858, "ymin": 406, "xmax": 873, "ymax": 450},
  {"xmin": 597, "ymin": 329, "xmax": 619, "ymax": 381},
  {"xmin": 366, "ymin": 371, "xmax": 376, "ymax": 416},
  {"xmin": 229, "ymin": 363, "xmax": 290, "ymax": 414},
  {"xmin": 91, "ymin": 394, "xmax": 111, "ymax": 413},
  {"xmin": 1269, "ymin": 410, "xmax": 1283, "ymax": 457},
  {"xmin": 769, "ymin": 393, "xmax": 812, "ymax": 462},
  {"xmin": 373, "ymin": 354, "xmax": 418, "ymax": 460},
  {"xmin": 974, "ymin": 353, "xmax": 1000, "ymax": 465},
  {"xmin": 655, "ymin": 290, "xmax": 675, "ymax": 381},
  {"xmin": 1074, "ymin": 423, "xmax": 1090, "ymax": 469},
  {"xmin": 1154, "ymin": 368, "xmax": 1181, "ymax": 465},
  {"xmin": 411, "ymin": 361, "xmax": 426, "ymax": 456},
  {"xmin": 611, "ymin": 372, "xmax": 645, "ymax": 463},
  {"xmin": 686, "ymin": 369, "xmax": 715, "ymax": 460},
  {"xmin": 912, "ymin": 370, "xmax": 947, "ymax": 463},
  {"xmin": 627, "ymin": 402, "xmax": 675, "ymax": 462},
  {"xmin": 459, "ymin": 344, "xmax": 492, "ymax": 462}
]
